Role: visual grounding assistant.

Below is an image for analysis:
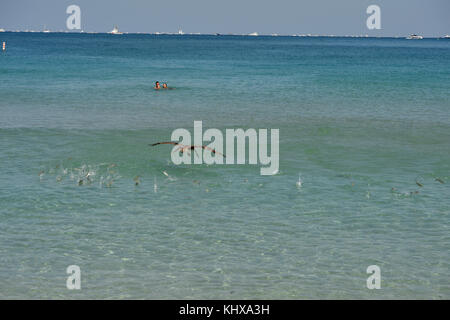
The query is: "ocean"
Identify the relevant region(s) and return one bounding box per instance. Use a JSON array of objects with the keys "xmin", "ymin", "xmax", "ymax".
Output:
[{"xmin": 0, "ymin": 32, "xmax": 449, "ymax": 299}]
